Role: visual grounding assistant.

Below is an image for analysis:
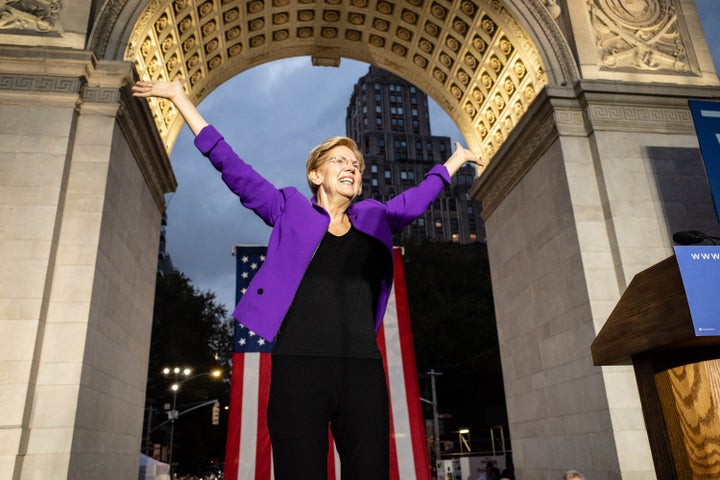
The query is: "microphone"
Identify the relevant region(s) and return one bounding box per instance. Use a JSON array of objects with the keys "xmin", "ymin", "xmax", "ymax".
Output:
[{"xmin": 672, "ymin": 231, "xmax": 720, "ymax": 245}]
